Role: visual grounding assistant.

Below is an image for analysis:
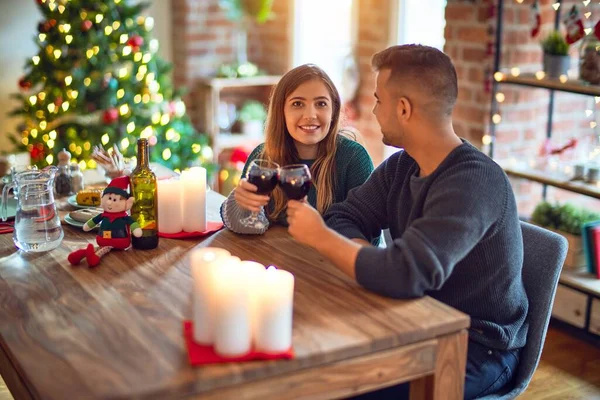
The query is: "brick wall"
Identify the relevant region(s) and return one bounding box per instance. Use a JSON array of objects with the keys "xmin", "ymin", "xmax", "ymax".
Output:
[
  {"xmin": 170, "ymin": 0, "xmax": 290, "ymax": 127},
  {"xmin": 444, "ymin": 0, "xmax": 494, "ymax": 145},
  {"xmin": 353, "ymin": 0, "xmax": 393, "ymax": 165}
]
